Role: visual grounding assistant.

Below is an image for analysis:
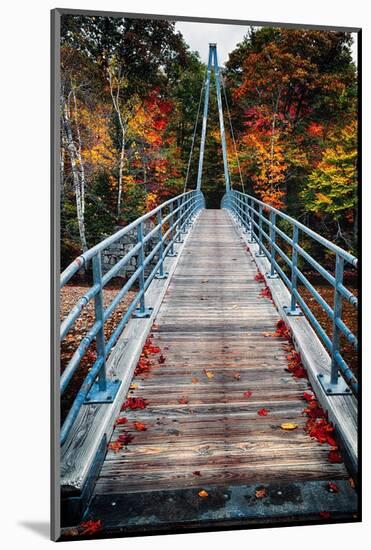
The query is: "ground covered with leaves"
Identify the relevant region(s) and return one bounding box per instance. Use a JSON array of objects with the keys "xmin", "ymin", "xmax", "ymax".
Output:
[
  {"xmin": 299, "ymin": 283, "xmax": 358, "ymax": 376},
  {"xmin": 60, "ymin": 282, "xmax": 136, "ymax": 421}
]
